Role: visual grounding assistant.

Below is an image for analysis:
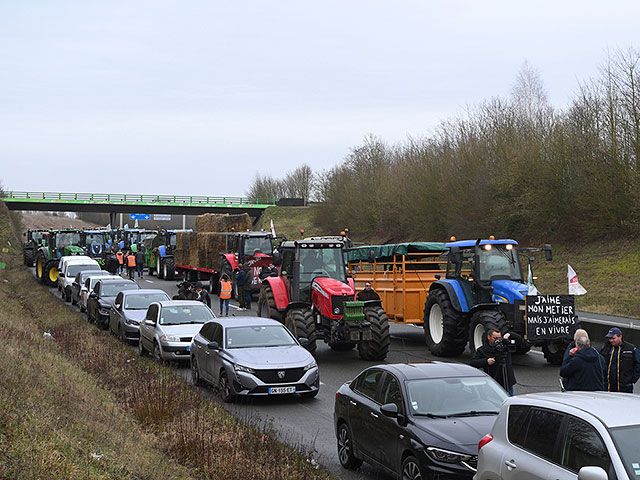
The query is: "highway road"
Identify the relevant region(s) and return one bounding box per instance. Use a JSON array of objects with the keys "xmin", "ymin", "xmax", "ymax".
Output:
[{"xmin": 50, "ymin": 271, "xmax": 639, "ymax": 479}]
